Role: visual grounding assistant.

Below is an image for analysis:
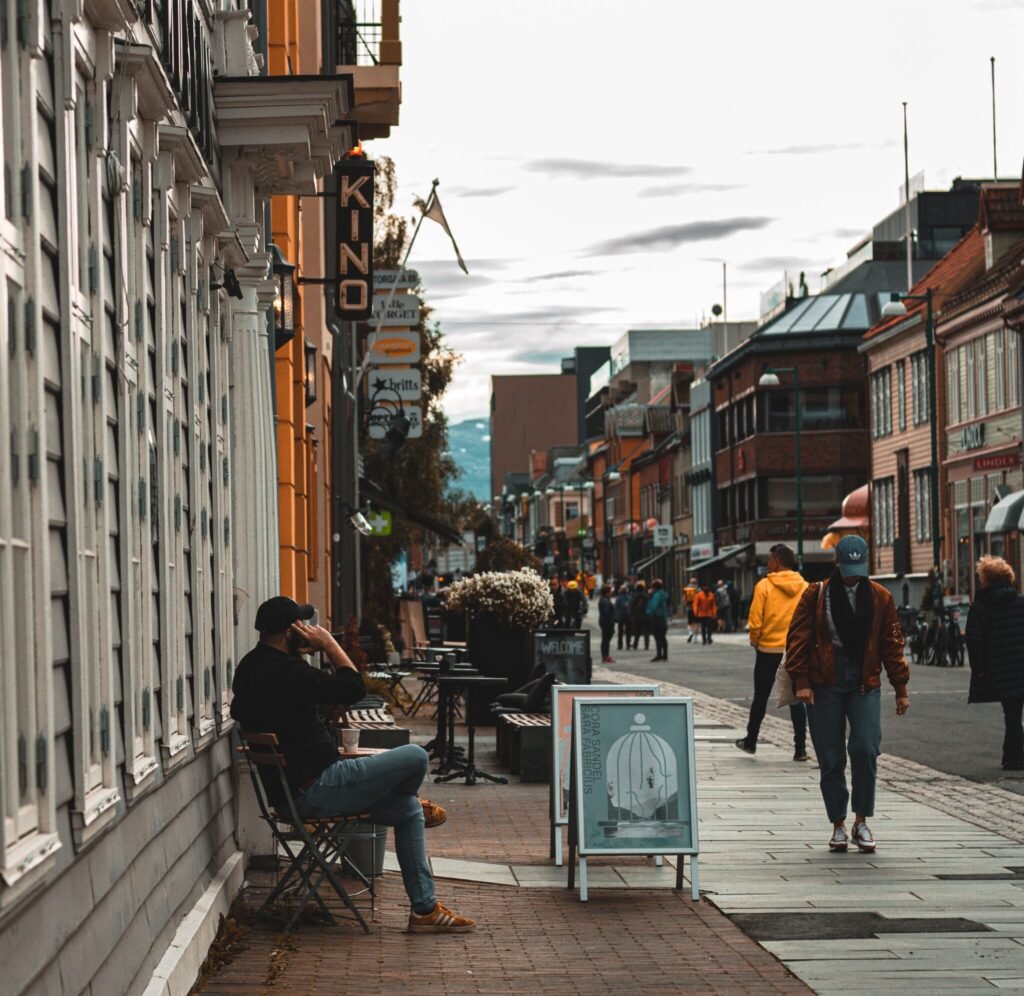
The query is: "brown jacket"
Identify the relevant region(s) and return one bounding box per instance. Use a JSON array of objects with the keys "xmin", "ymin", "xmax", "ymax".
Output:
[{"xmin": 785, "ymin": 579, "xmax": 909, "ymax": 696}]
